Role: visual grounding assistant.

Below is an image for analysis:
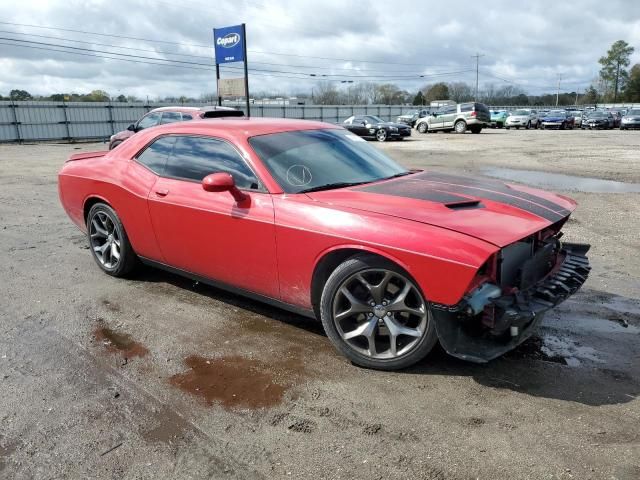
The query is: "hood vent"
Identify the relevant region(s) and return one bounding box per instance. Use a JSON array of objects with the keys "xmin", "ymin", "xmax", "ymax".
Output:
[{"xmin": 445, "ymin": 200, "xmax": 483, "ymax": 210}]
